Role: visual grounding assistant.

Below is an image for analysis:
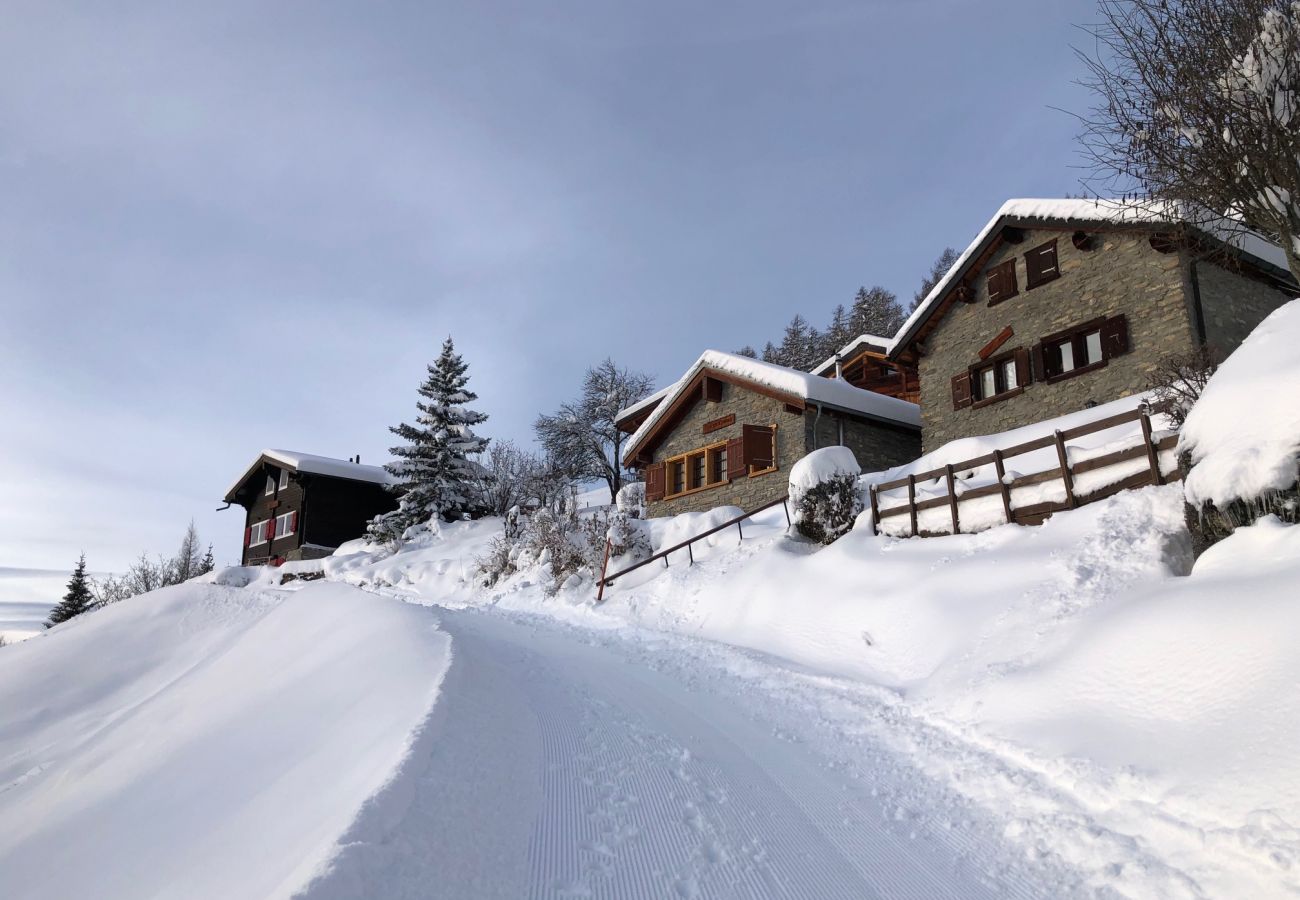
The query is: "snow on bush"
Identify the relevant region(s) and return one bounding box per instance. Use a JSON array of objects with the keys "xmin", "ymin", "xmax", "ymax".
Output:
[
  {"xmin": 789, "ymin": 446, "xmax": 863, "ymax": 544},
  {"xmin": 475, "ymin": 508, "xmax": 611, "ymax": 596},
  {"xmin": 615, "ymin": 481, "xmax": 646, "ymax": 519},
  {"xmin": 1180, "ymin": 299, "xmax": 1300, "ymax": 541}
]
